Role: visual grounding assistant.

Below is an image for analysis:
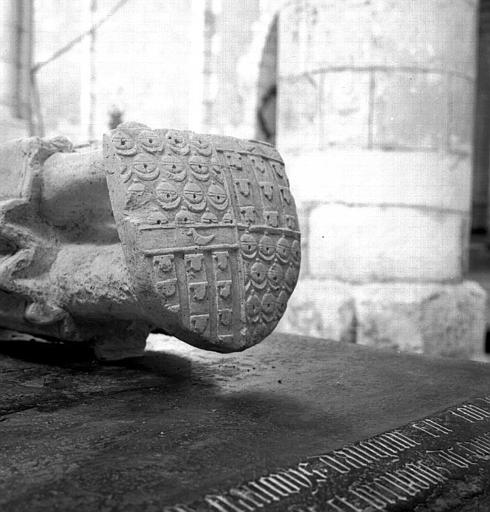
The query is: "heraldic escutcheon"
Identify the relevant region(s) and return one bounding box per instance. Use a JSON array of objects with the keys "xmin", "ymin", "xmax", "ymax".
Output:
[
  {"xmin": 0, "ymin": 122, "xmax": 300, "ymax": 358},
  {"xmin": 104, "ymin": 123, "xmax": 301, "ymax": 352}
]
